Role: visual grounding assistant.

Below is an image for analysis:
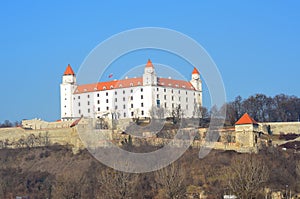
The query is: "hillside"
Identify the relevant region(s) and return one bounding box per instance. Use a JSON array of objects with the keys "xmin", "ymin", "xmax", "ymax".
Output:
[{"xmin": 0, "ymin": 144, "xmax": 299, "ymax": 198}]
